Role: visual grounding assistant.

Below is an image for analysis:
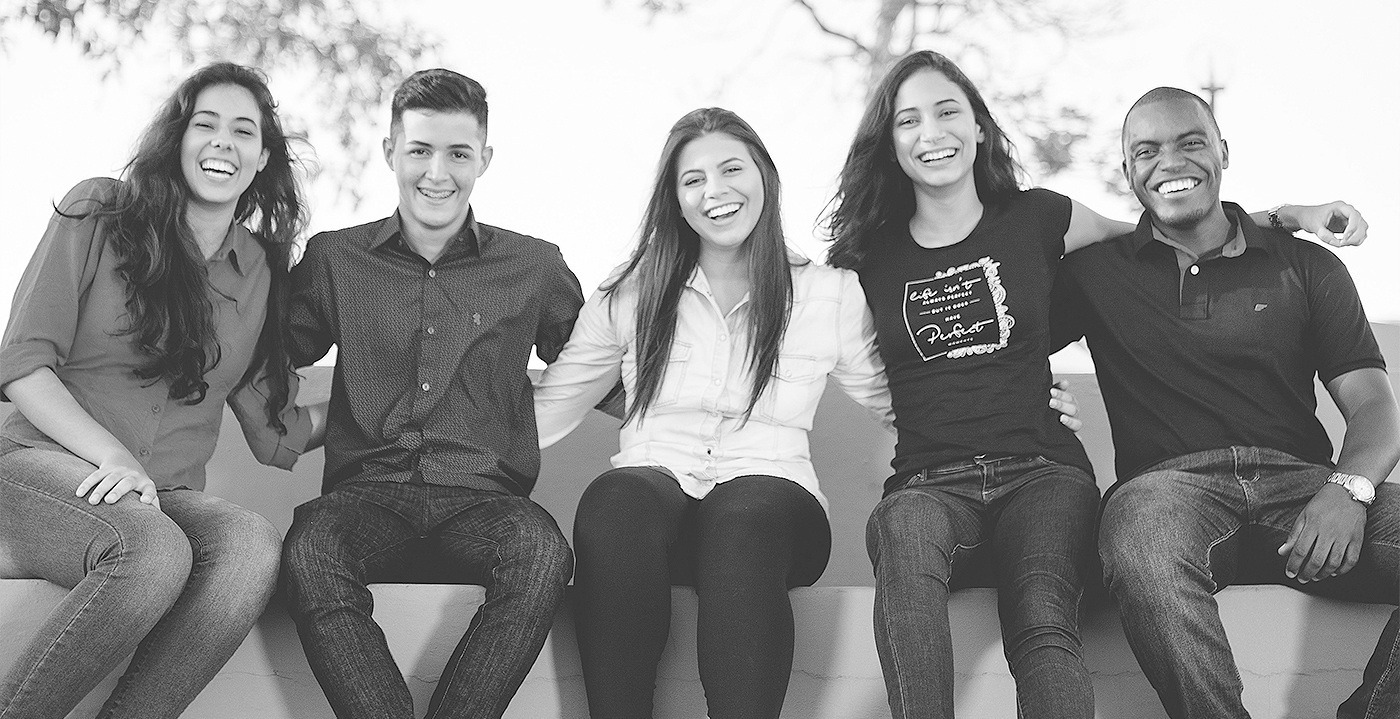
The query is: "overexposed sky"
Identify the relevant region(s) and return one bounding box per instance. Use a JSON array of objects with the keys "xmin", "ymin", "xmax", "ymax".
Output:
[{"xmin": 2, "ymin": 0, "xmax": 1397, "ymax": 335}]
